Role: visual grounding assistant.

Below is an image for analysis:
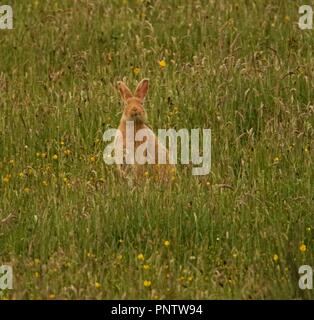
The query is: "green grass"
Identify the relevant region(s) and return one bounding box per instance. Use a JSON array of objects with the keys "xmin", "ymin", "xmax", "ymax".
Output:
[{"xmin": 0, "ymin": 0, "xmax": 313, "ymax": 299}]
